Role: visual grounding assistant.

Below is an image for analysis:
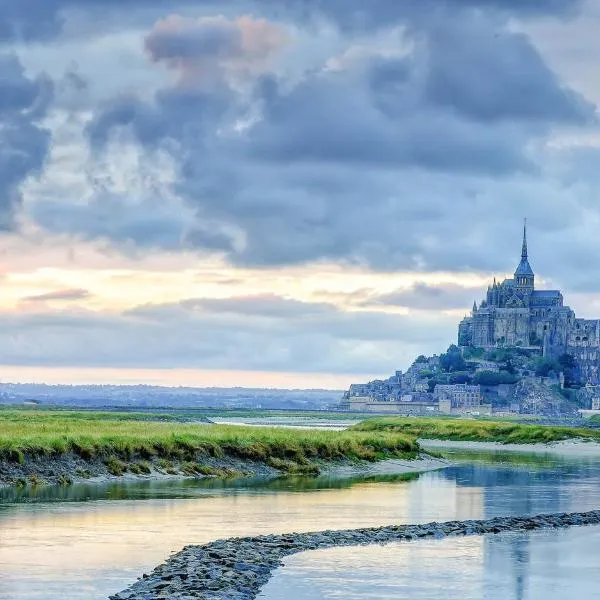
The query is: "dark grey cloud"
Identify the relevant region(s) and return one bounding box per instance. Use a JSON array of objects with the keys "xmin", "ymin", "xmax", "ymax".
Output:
[
  {"xmin": 269, "ymin": 0, "xmax": 583, "ymax": 31},
  {"xmin": 145, "ymin": 14, "xmax": 246, "ymax": 63},
  {"xmin": 424, "ymin": 20, "xmax": 594, "ymax": 124},
  {"xmin": 0, "ymin": 296, "xmax": 455, "ymax": 373},
  {"xmin": 30, "ymin": 192, "xmax": 192, "ymax": 252},
  {"xmin": 22, "ymin": 288, "xmax": 91, "ymax": 302},
  {"xmin": 78, "ymin": 8, "xmax": 596, "ymax": 277},
  {"xmin": 0, "ymin": 53, "xmax": 53, "ymax": 229},
  {"xmin": 0, "ymin": 0, "xmax": 581, "ymax": 42},
  {"xmin": 8, "ymin": 0, "xmax": 600, "ymax": 300},
  {"xmin": 247, "ymin": 66, "xmax": 534, "ymax": 173},
  {"xmin": 363, "ymin": 284, "xmax": 478, "ymax": 311}
]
